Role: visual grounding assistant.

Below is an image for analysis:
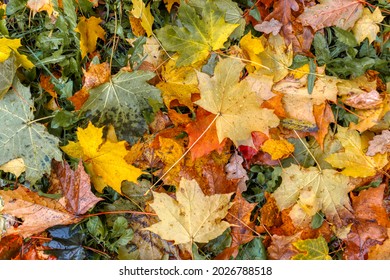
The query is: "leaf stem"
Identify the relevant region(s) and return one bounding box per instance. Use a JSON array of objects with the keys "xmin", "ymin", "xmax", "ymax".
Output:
[
  {"xmin": 26, "ymin": 115, "xmax": 55, "ymax": 125},
  {"xmin": 219, "ymin": 53, "xmax": 271, "ymax": 71},
  {"xmin": 144, "ymin": 112, "xmax": 221, "ymax": 195}
]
